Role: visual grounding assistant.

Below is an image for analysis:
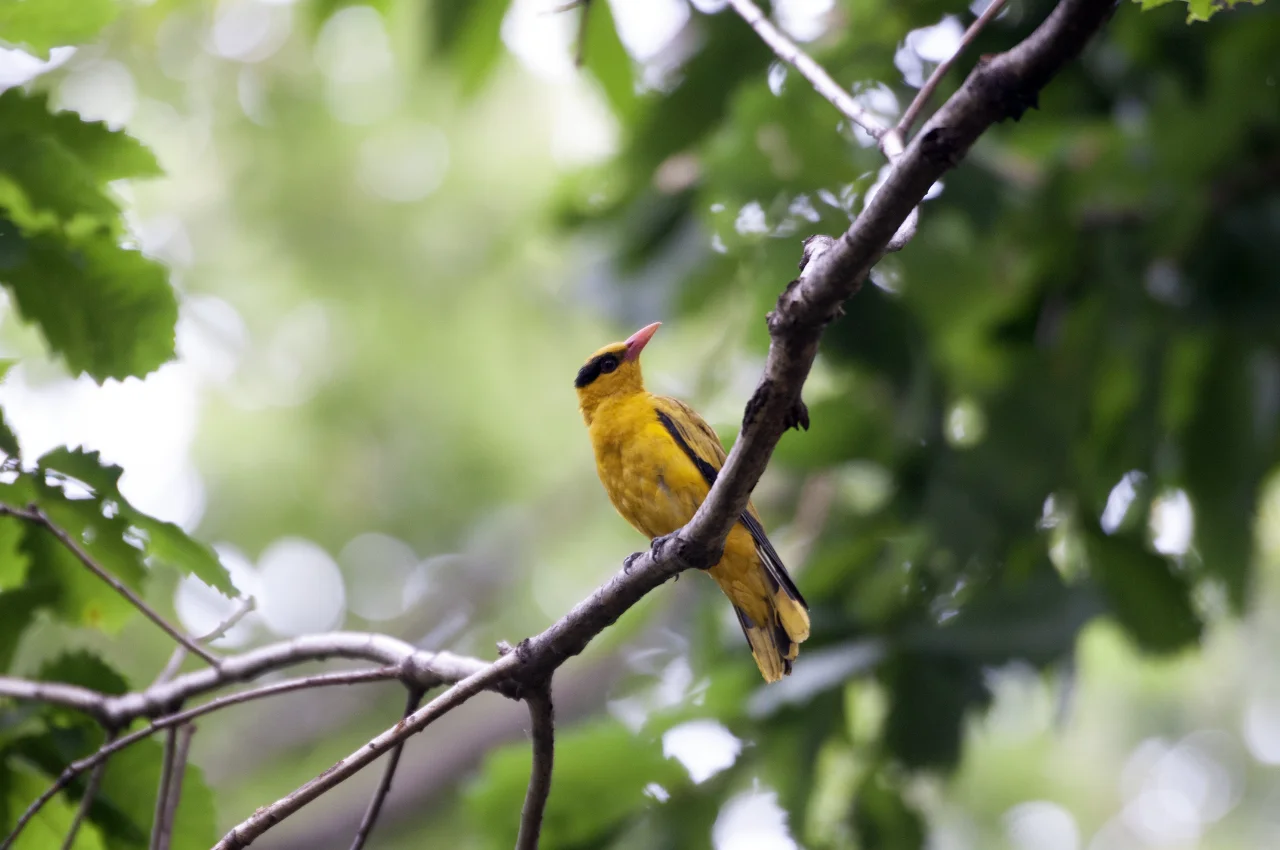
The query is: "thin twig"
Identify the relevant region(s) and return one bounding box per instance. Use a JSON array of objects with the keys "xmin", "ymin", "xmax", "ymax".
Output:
[
  {"xmin": 59, "ymin": 730, "xmax": 117, "ymax": 850},
  {"xmin": 154, "ymin": 598, "xmax": 256, "ymax": 686},
  {"xmin": 575, "ymin": 0, "xmax": 592, "ymax": 67},
  {"xmin": 347, "ymin": 689, "xmax": 424, "ymax": 850},
  {"xmin": 892, "ymin": 0, "xmax": 1010, "ymax": 144},
  {"xmin": 155, "ymin": 724, "xmax": 196, "ymax": 850},
  {"xmin": 723, "ymin": 0, "xmax": 887, "ymax": 138},
  {"xmin": 1, "ymin": 668, "xmax": 400, "ymax": 850},
  {"xmin": 515, "ymin": 687, "xmax": 555, "ymax": 850},
  {"xmin": 0, "ymin": 504, "xmax": 219, "ymax": 666},
  {"xmin": 148, "ymin": 727, "xmax": 180, "ymax": 850}
]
